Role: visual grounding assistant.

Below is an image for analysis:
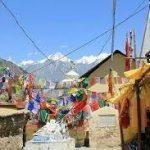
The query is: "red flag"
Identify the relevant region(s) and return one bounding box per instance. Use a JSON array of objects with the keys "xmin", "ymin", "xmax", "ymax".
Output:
[
  {"xmin": 72, "ymin": 101, "xmax": 87, "ymax": 114},
  {"xmin": 119, "ymin": 98, "xmax": 130, "ymax": 128},
  {"xmin": 107, "ymin": 71, "xmax": 114, "ymax": 96},
  {"xmin": 125, "ymin": 38, "xmax": 131, "ymax": 71}
]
